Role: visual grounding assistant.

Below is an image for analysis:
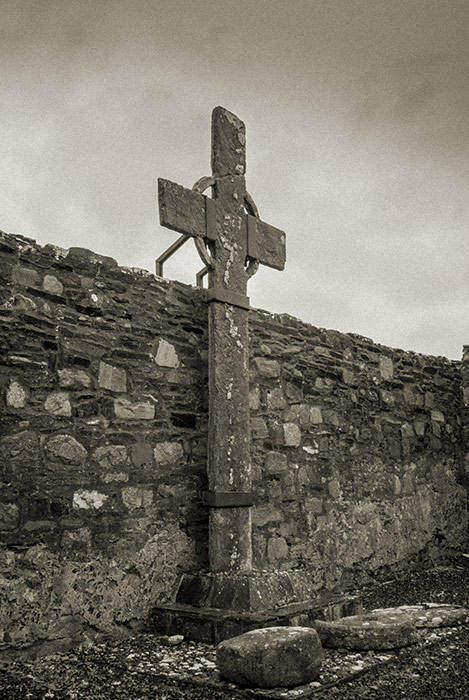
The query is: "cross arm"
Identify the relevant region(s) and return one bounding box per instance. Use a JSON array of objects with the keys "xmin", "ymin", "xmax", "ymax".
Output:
[
  {"xmin": 247, "ymin": 215, "xmax": 286, "ymax": 271},
  {"xmin": 158, "ymin": 178, "xmax": 208, "ymax": 239}
]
